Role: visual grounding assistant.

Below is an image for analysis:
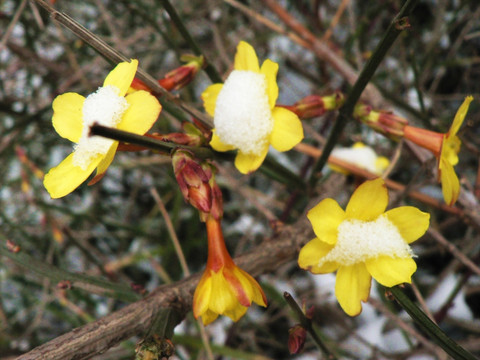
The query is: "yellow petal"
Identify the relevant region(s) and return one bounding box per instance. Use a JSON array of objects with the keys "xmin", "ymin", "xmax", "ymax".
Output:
[
  {"xmin": 366, "ymin": 256, "xmax": 416, "ymax": 287},
  {"xmin": 201, "ymin": 309, "xmax": 219, "ymax": 325},
  {"xmin": 385, "ymin": 207, "xmax": 430, "ymax": 244},
  {"xmin": 89, "ymin": 142, "xmax": 118, "ymax": 185},
  {"xmin": 307, "ymin": 198, "xmax": 345, "ymax": 245},
  {"xmin": 201, "ymin": 84, "xmax": 223, "ymax": 117},
  {"xmin": 234, "ymin": 41, "xmax": 260, "ymax": 72},
  {"xmin": 335, "ymin": 264, "xmax": 371, "ymax": 316},
  {"xmin": 210, "ymin": 130, "xmax": 236, "ymax": 152},
  {"xmin": 209, "ymin": 271, "xmax": 239, "ymax": 314},
  {"xmin": 439, "ymin": 158, "xmax": 460, "ymax": 206},
  {"xmin": 260, "ymin": 59, "xmax": 279, "ymax": 108},
  {"xmin": 103, "ymin": 59, "xmax": 138, "ymax": 97},
  {"xmin": 298, "ymin": 238, "xmax": 338, "ymax": 273},
  {"xmin": 43, "ymin": 152, "xmax": 103, "ymax": 198},
  {"xmin": 52, "ymin": 93, "xmax": 85, "ymax": 143},
  {"xmin": 346, "ymin": 178, "xmax": 388, "ymax": 221},
  {"xmin": 270, "ymin": 107, "xmax": 304, "ymax": 152},
  {"xmin": 224, "ymin": 304, "xmax": 248, "ymax": 323},
  {"xmin": 193, "ymin": 271, "xmax": 213, "ymax": 319},
  {"xmin": 119, "ymin": 90, "xmax": 161, "ymax": 134},
  {"xmin": 232, "ymin": 267, "xmax": 267, "ymax": 307},
  {"xmin": 234, "ymin": 145, "xmax": 269, "ymax": 174},
  {"xmin": 449, "ymin": 95, "xmax": 473, "ymax": 137}
]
